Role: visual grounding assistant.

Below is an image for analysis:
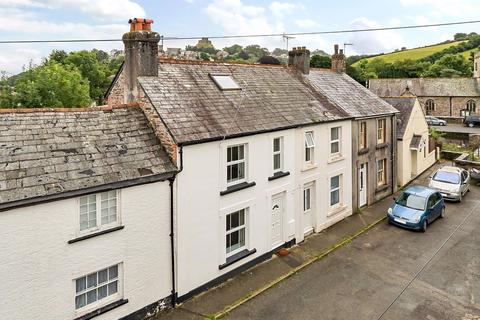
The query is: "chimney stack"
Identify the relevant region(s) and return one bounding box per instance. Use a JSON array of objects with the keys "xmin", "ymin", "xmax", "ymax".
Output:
[
  {"xmin": 123, "ymin": 18, "xmax": 160, "ymax": 103},
  {"xmin": 331, "ymin": 44, "xmax": 346, "ymax": 73},
  {"xmin": 288, "ymin": 46, "xmax": 310, "ymax": 75},
  {"xmin": 474, "ymin": 52, "xmax": 480, "ymax": 79}
]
